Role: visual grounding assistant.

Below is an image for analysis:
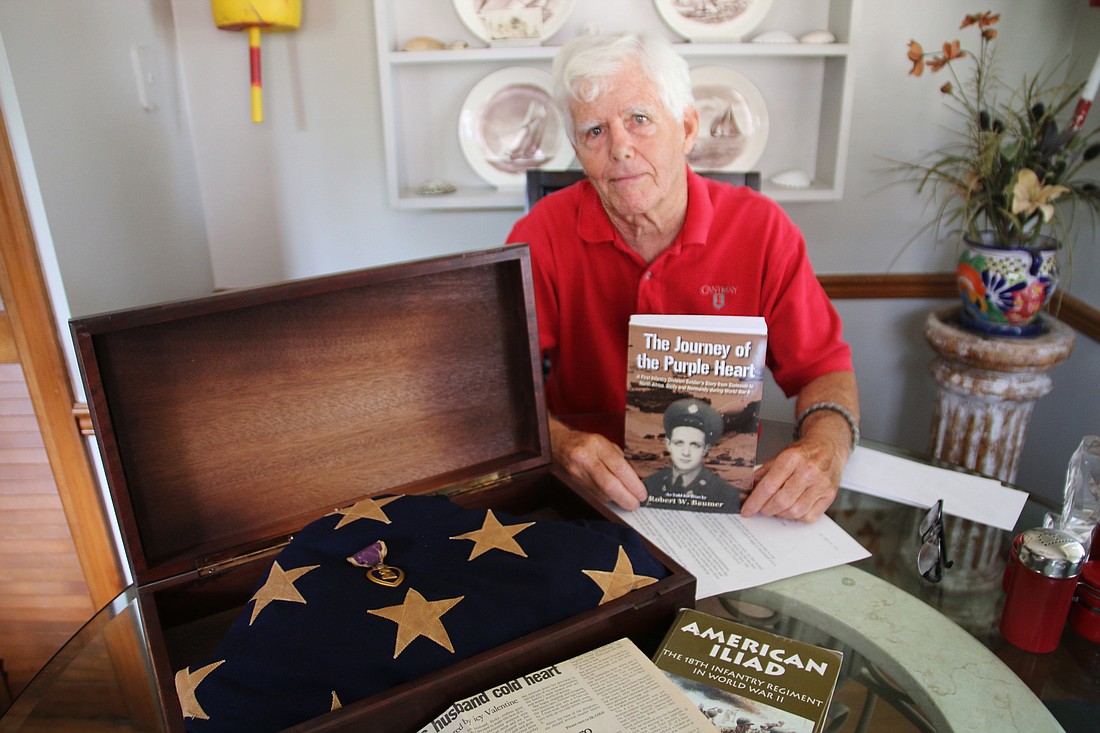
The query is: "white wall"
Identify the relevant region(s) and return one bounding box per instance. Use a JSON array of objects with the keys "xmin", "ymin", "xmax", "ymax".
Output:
[
  {"xmin": 170, "ymin": 0, "xmax": 522, "ymax": 289},
  {"xmin": 1, "ymin": 0, "xmax": 1098, "ymax": 505},
  {"xmin": 0, "ymin": 1, "xmax": 213, "ymax": 315}
]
